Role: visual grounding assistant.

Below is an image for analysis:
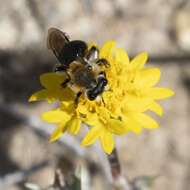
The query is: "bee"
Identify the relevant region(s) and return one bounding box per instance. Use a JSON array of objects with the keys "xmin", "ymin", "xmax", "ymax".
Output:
[{"xmin": 47, "ymin": 28, "xmax": 110, "ymax": 107}]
